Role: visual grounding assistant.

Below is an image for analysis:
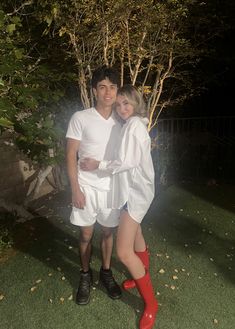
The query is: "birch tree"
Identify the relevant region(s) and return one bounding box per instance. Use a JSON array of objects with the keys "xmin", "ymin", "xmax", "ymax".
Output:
[{"xmin": 41, "ymin": 0, "xmax": 225, "ymax": 131}]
